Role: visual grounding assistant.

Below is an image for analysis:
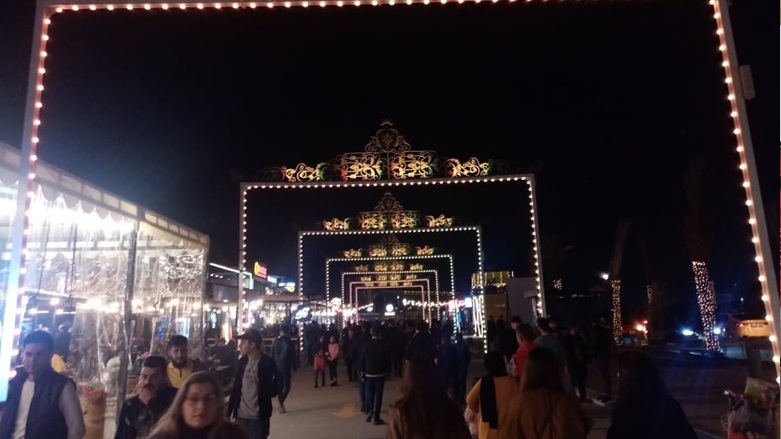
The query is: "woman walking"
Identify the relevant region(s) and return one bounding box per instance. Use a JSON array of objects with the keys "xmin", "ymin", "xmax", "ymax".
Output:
[
  {"xmin": 465, "ymin": 351, "xmax": 519, "ymax": 439},
  {"xmin": 499, "ymin": 347, "xmax": 592, "ymax": 439},
  {"xmin": 386, "ymin": 357, "xmax": 471, "ymax": 439},
  {"xmin": 147, "ymin": 371, "xmax": 247, "ymax": 439}
]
